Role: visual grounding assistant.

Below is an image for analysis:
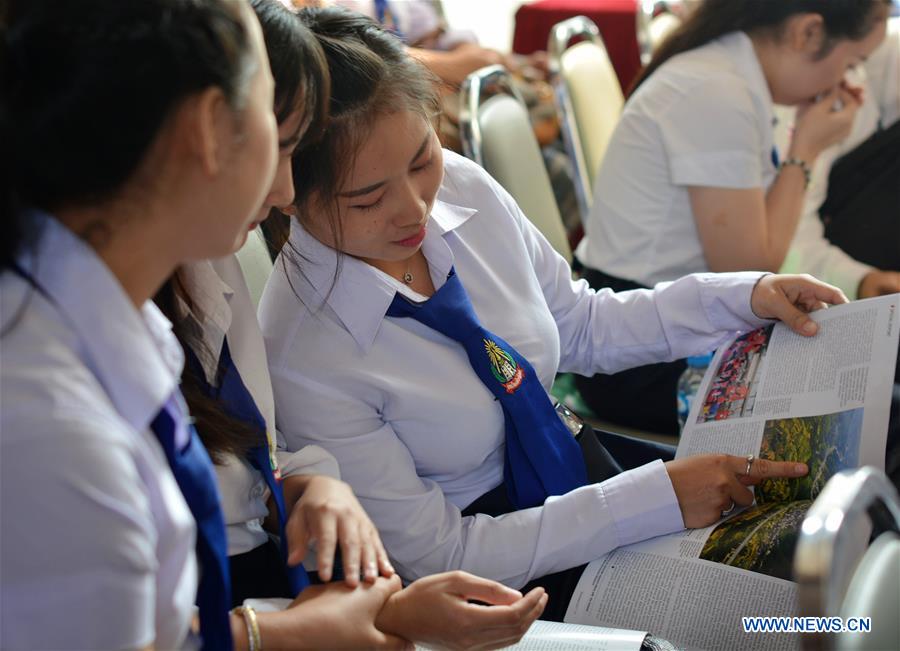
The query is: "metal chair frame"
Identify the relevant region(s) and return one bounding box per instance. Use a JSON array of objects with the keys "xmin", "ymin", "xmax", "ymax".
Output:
[
  {"xmin": 547, "ymin": 16, "xmax": 609, "ymax": 223},
  {"xmin": 636, "ymin": 1, "xmax": 686, "ymax": 65},
  {"xmin": 795, "ymin": 467, "xmax": 900, "ymax": 650},
  {"xmin": 458, "ymin": 64, "xmax": 528, "ymax": 167},
  {"xmin": 458, "ymin": 64, "xmax": 572, "ymax": 262}
]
